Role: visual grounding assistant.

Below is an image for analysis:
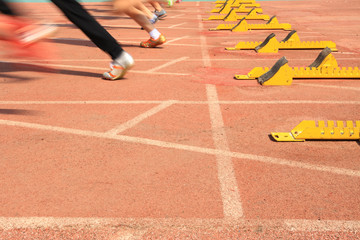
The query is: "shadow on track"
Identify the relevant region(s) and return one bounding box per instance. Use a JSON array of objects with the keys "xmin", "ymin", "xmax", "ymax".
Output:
[
  {"xmin": 1, "ymin": 62, "xmax": 102, "ymax": 80},
  {"xmin": 0, "ymin": 109, "xmax": 42, "ymax": 115}
]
